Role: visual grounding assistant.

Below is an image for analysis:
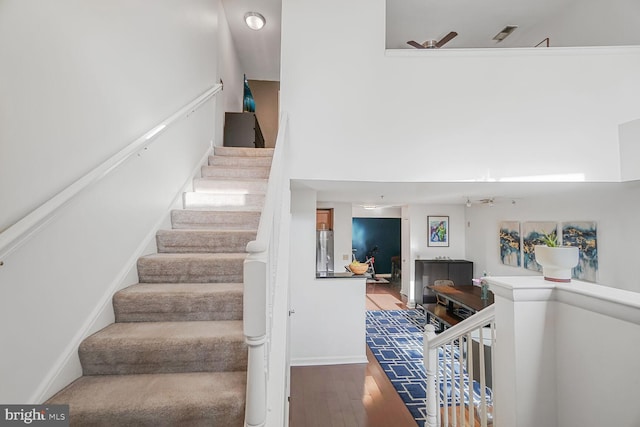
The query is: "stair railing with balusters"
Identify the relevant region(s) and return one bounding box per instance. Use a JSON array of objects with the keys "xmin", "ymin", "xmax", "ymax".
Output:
[
  {"xmin": 243, "ymin": 112, "xmax": 290, "ymax": 427},
  {"xmin": 424, "ymin": 305, "xmax": 496, "ymax": 427}
]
